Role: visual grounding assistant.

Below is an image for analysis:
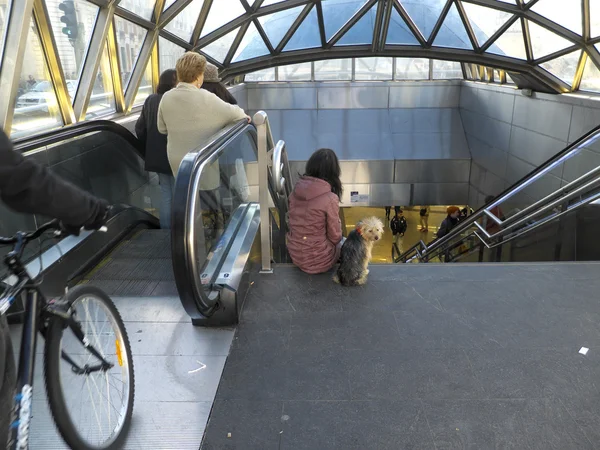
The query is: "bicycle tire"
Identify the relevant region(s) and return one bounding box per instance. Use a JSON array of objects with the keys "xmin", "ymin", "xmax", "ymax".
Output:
[{"xmin": 44, "ymin": 285, "xmax": 135, "ymax": 450}]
